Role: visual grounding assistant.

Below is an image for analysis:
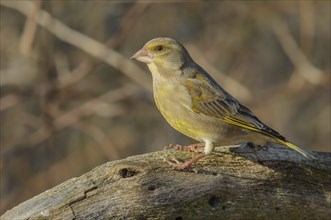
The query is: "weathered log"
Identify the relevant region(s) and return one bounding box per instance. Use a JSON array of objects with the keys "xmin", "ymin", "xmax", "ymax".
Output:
[{"xmin": 2, "ymin": 145, "xmax": 331, "ymax": 220}]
